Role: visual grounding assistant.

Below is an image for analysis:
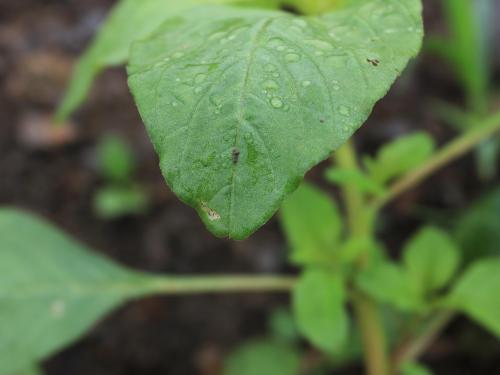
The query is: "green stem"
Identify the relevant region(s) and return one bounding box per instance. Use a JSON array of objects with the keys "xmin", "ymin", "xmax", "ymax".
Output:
[
  {"xmin": 335, "ymin": 142, "xmax": 365, "ymax": 235},
  {"xmin": 142, "ymin": 275, "xmax": 296, "ymax": 295},
  {"xmin": 372, "ymin": 110, "xmax": 500, "ymax": 210},
  {"xmin": 335, "ymin": 142, "xmax": 389, "ymax": 375},
  {"xmin": 390, "ymin": 311, "xmax": 455, "ymax": 374},
  {"xmin": 353, "ymin": 292, "xmax": 390, "ymax": 375}
]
